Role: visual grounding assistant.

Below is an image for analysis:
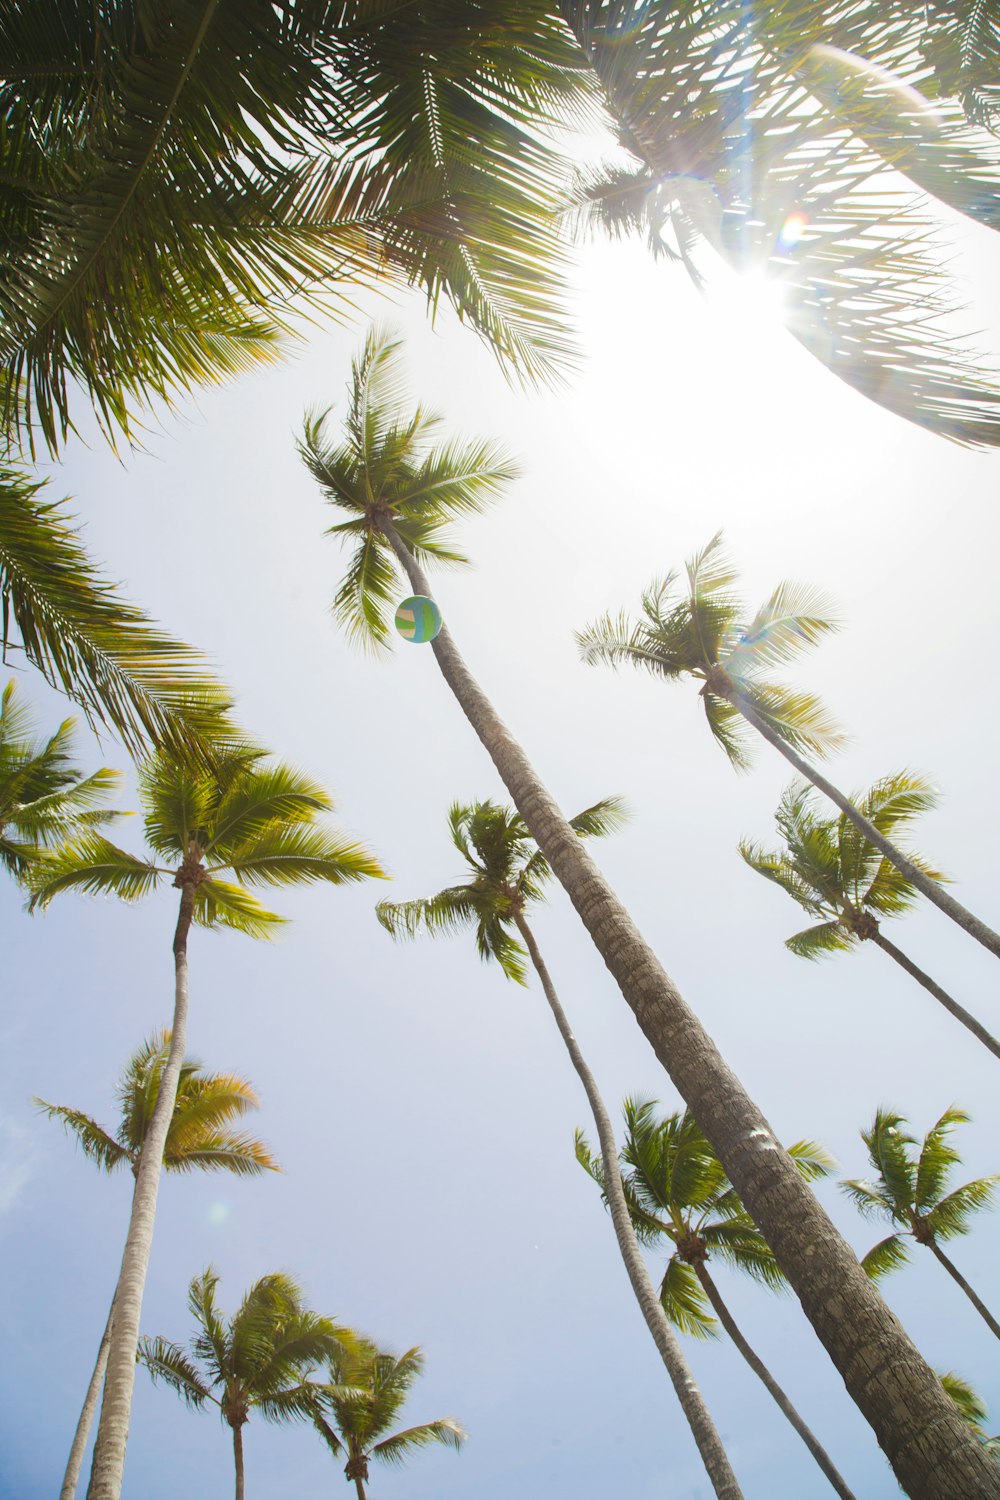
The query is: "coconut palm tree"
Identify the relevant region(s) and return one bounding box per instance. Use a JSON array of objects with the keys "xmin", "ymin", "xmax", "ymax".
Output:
[
  {"xmin": 29, "ymin": 742, "xmax": 384, "ymax": 1500},
  {"xmin": 577, "ymin": 532, "xmax": 1000, "ymax": 963},
  {"xmin": 37, "ymin": 1031, "xmax": 278, "ymax": 1500},
  {"xmin": 0, "ymin": 676, "xmax": 121, "ymax": 883},
  {"xmin": 561, "ymin": 0, "xmax": 1000, "ymax": 446},
  {"xmin": 740, "ymin": 776, "xmax": 1000, "ymax": 1061},
  {"xmin": 311, "ymin": 1341, "xmax": 464, "ymax": 1500},
  {"xmin": 377, "ymin": 798, "xmax": 743, "ymax": 1498},
  {"xmin": 139, "ymin": 1269, "xmax": 353, "ymax": 1500},
  {"xmin": 0, "ymin": 466, "xmax": 236, "ymax": 760},
  {"xmin": 842, "ymin": 1108, "xmax": 1000, "ymax": 1341},
  {"xmin": 579, "ymin": 1099, "xmax": 853, "ymax": 1497},
  {"xmin": 298, "ymin": 328, "xmax": 999, "ymax": 1496}
]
